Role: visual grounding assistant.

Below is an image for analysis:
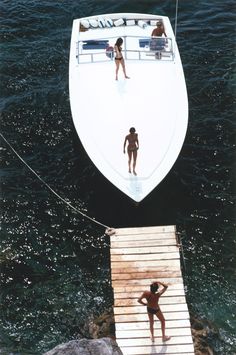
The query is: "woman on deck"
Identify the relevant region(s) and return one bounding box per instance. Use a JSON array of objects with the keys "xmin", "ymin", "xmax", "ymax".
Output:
[
  {"xmin": 114, "ymin": 37, "xmax": 130, "ymax": 80},
  {"xmin": 138, "ymin": 281, "xmax": 171, "ymax": 342},
  {"xmin": 123, "ymin": 127, "xmax": 139, "ymax": 175}
]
